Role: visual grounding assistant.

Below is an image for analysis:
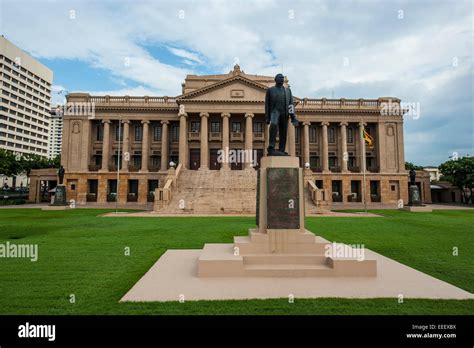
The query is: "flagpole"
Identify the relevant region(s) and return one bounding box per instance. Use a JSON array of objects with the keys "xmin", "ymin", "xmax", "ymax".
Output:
[
  {"xmin": 361, "ymin": 122, "xmax": 367, "ymax": 214},
  {"xmin": 115, "ymin": 115, "xmax": 121, "ymax": 214}
]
